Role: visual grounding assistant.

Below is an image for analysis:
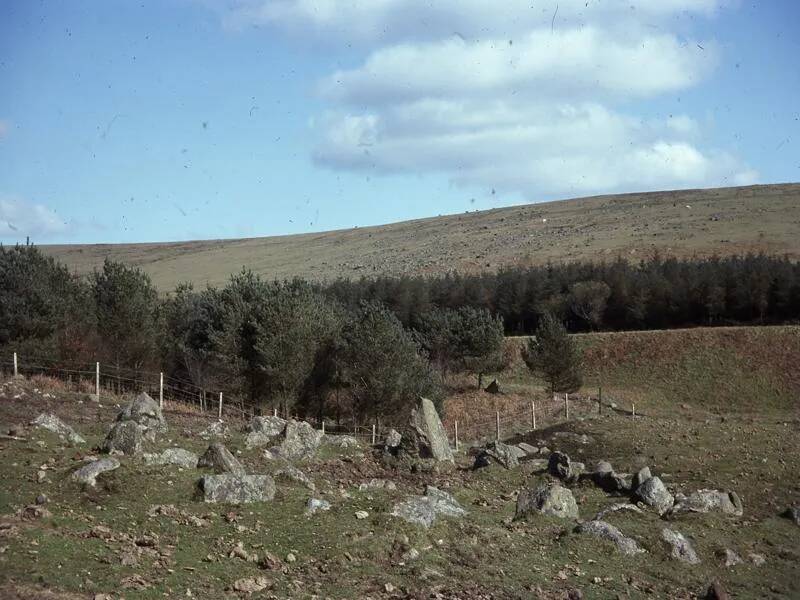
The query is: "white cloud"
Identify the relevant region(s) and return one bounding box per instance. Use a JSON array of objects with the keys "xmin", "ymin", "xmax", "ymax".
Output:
[
  {"xmin": 0, "ymin": 195, "xmax": 69, "ymax": 240},
  {"xmin": 204, "ymin": 0, "xmax": 755, "ymax": 198}
]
